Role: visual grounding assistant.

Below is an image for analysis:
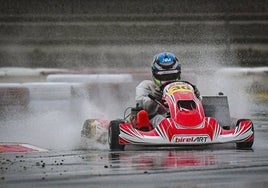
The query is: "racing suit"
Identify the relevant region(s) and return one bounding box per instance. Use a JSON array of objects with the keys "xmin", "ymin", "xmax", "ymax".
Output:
[{"xmin": 135, "ymin": 80, "xmax": 201, "ymax": 128}]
